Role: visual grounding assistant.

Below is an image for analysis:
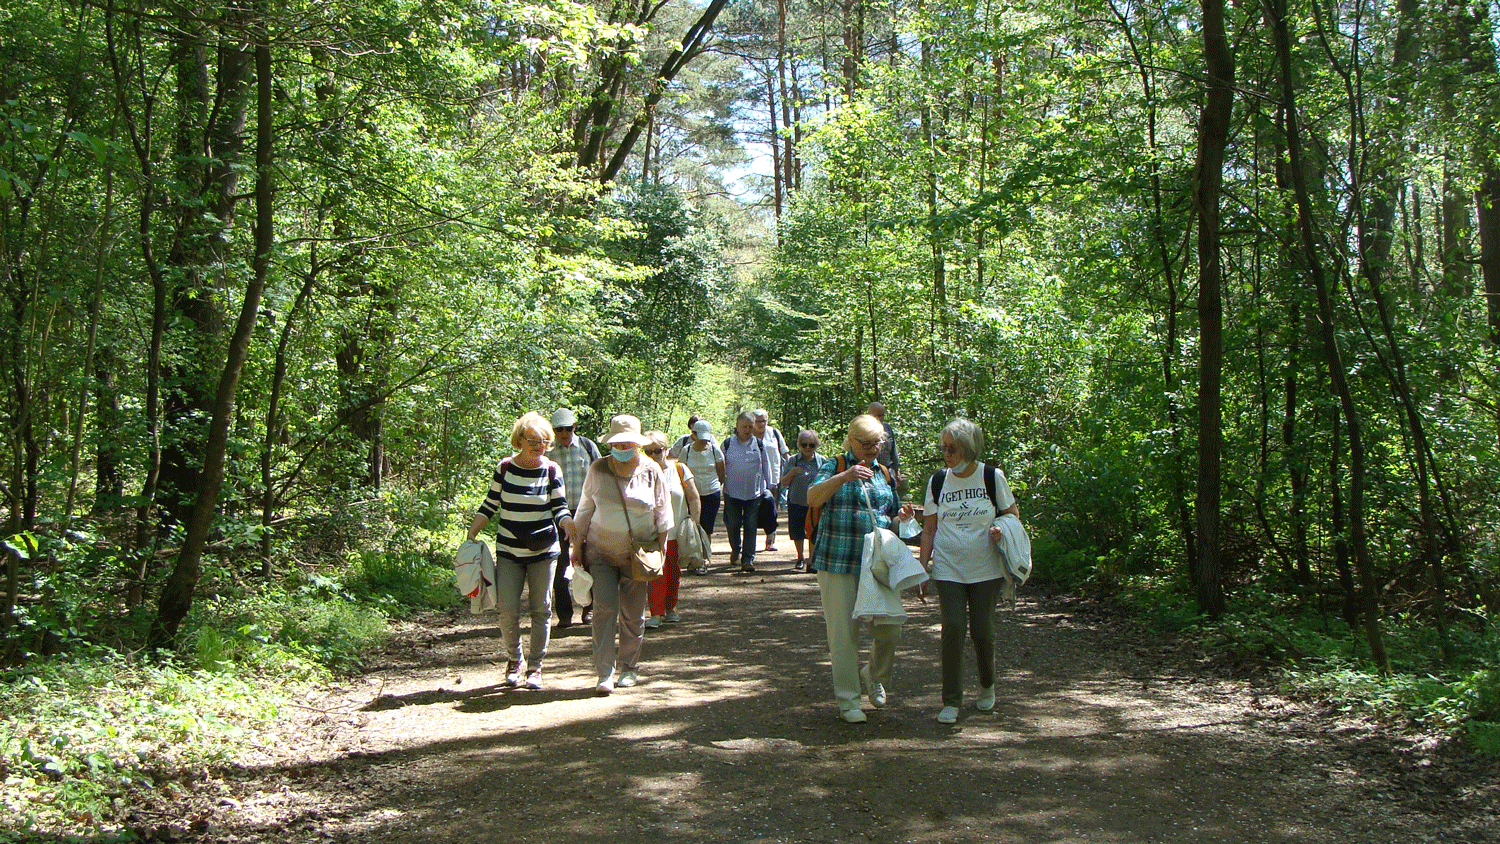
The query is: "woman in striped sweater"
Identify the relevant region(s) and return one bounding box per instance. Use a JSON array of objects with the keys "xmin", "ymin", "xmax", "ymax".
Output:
[{"xmin": 466, "ymin": 412, "xmax": 577, "ymax": 690}]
